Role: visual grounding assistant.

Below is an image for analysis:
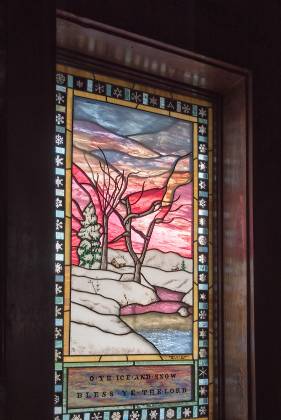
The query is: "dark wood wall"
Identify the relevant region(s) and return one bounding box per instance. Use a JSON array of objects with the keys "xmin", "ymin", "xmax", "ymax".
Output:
[{"xmin": 4, "ymin": 1, "xmax": 281, "ymax": 419}]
